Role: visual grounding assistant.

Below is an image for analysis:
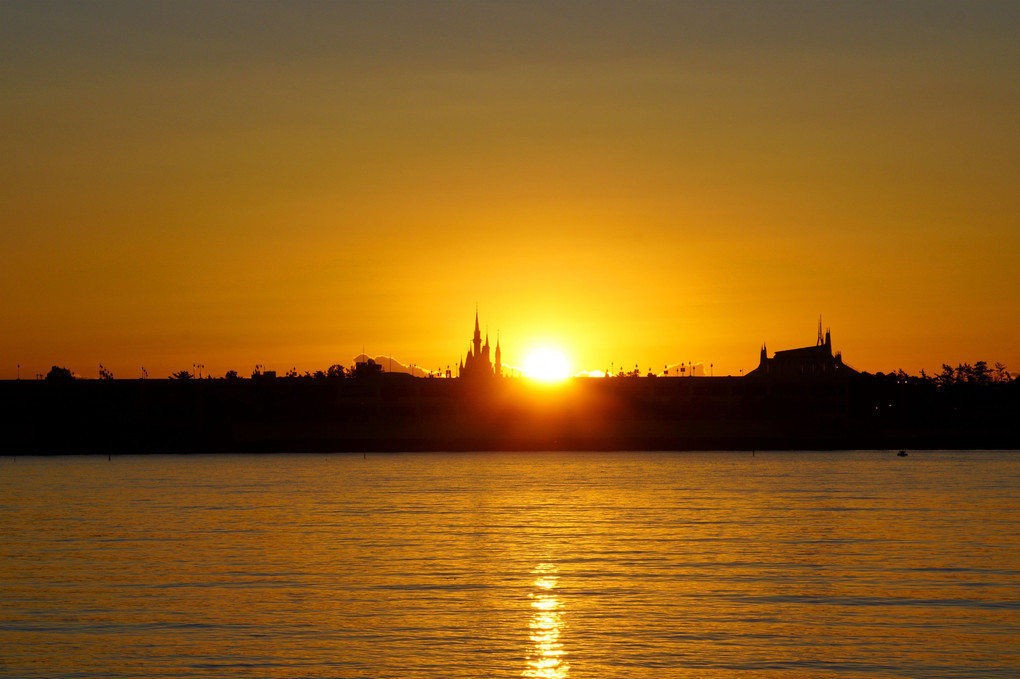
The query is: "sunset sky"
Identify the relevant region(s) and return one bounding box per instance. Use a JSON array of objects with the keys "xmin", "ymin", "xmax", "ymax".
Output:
[{"xmin": 2, "ymin": 1, "xmax": 1018, "ymax": 380}]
